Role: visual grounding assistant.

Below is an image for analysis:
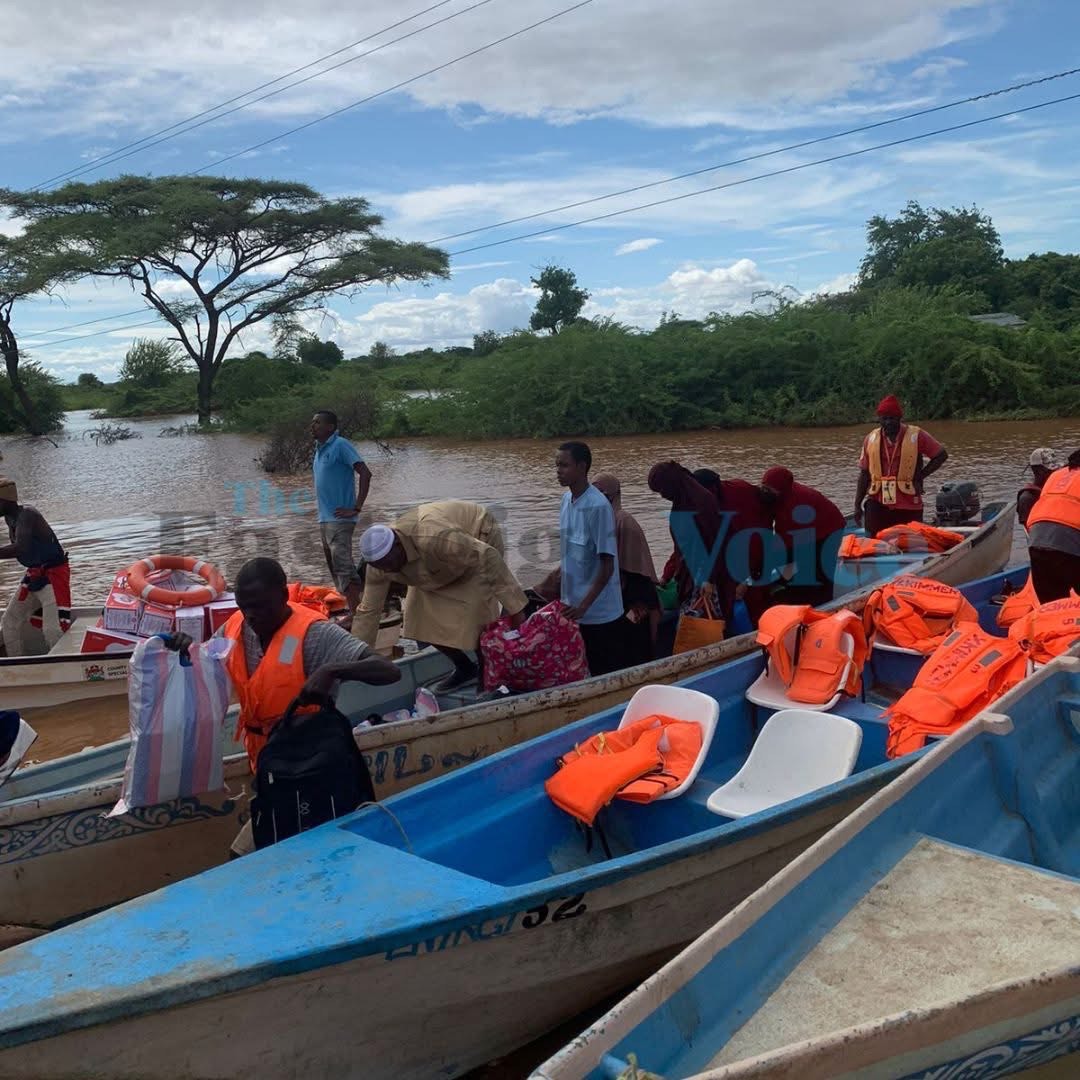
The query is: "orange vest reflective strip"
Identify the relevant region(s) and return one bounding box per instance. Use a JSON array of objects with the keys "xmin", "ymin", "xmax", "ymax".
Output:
[
  {"xmin": 286, "ymin": 581, "xmax": 348, "ymax": 618},
  {"xmin": 839, "ymin": 534, "xmax": 900, "ymax": 560},
  {"xmin": 544, "ymin": 714, "xmax": 703, "ymax": 826},
  {"xmin": 996, "ymin": 573, "xmax": 1039, "ymax": 629},
  {"xmin": 864, "ymin": 575, "xmax": 978, "ymax": 654},
  {"xmin": 756, "ymin": 605, "xmax": 867, "ymax": 704},
  {"xmin": 1027, "ymin": 466, "xmax": 1080, "ymax": 530},
  {"xmin": 222, "ymin": 603, "xmax": 327, "ymax": 771},
  {"xmin": 885, "ymin": 623, "xmax": 1027, "ymax": 758},
  {"xmin": 866, "ymin": 425, "xmax": 922, "ymax": 497},
  {"xmin": 1007, "ymin": 592, "xmax": 1080, "ymax": 665},
  {"xmin": 875, "ymin": 521, "xmax": 965, "ymax": 553}
]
